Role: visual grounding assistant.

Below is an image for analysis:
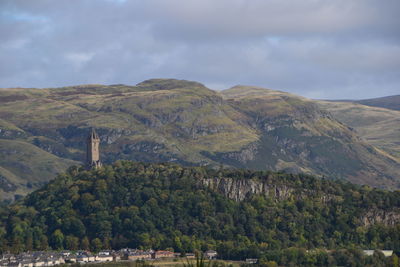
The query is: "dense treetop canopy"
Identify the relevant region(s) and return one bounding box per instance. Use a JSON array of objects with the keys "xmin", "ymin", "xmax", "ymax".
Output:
[{"xmin": 0, "ymin": 161, "xmax": 399, "ymax": 263}]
